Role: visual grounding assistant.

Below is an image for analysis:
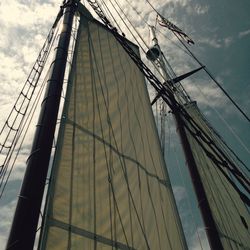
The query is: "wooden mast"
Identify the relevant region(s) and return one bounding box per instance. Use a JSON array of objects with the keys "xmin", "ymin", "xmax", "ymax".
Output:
[
  {"xmin": 147, "ymin": 26, "xmax": 223, "ymax": 249},
  {"xmin": 6, "ymin": 1, "xmax": 78, "ymax": 249}
]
